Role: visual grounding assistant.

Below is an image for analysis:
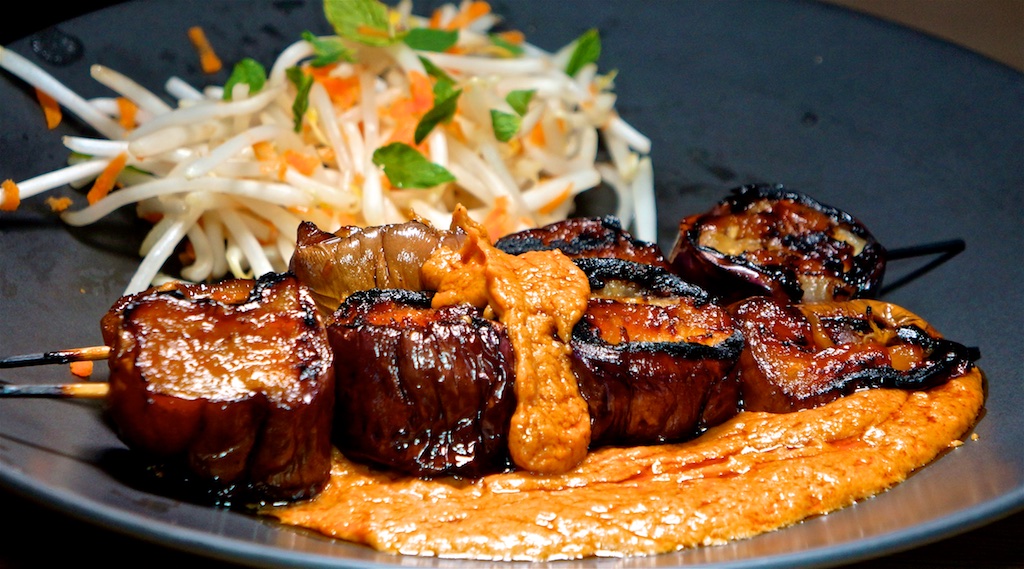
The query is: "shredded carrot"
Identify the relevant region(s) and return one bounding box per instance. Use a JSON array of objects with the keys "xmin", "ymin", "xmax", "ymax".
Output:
[
  {"xmin": 45, "ymin": 196, "xmax": 73, "ymax": 212},
  {"xmin": 539, "ymin": 182, "xmax": 574, "ymax": 215},
  {"xmin": 283, "ymin": 149, "xmax": 321, "ymax": 176},
  {"xmin": 116, "ymin": 97, "xmax": 139, "ymax": 131},
  {"xmin": 34, "ymin": 88, "xmax": 62, "ymax": 129},
  {"xmin": 384, "ymin": 71, "xmax": 435, "ymax": 147},
  {"xmin": 496, "ymin": 30, "xmax": 525, "ymax": 45},
  {"xmin": 87, "ymin": 152, "xmax": 129, "ymax": 205},
  {"xmin": 528, "ymin": 121, "xmax": 546, "ymax": 147},
  {"xmin": 1, "ymin": 179, "xmax": 21, "ymax": 211},
  {"xmin": 356, "ymin": 24, "xmax": 392, "ymax": 41},
  {"xmin": 311, "ymin": 65, "xmax": 361, "ymax": 109},
  {"xmin": 252, "ymin": 140, "xmax": 277, "ymax": 161},
  {"xmin": 428, "ymin": 8, "xmax": 444, "ymax": 29},
  {"xmin": 187, "ymin": 26, "xmax": 222, "ymax": 74},
  {"xmin": 445, "ymin": 1, "xmax": 491, "ymax": 30},
  {"xmin": 69, "ymin": 361, "xmax": 93, "ymax": 378}
]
